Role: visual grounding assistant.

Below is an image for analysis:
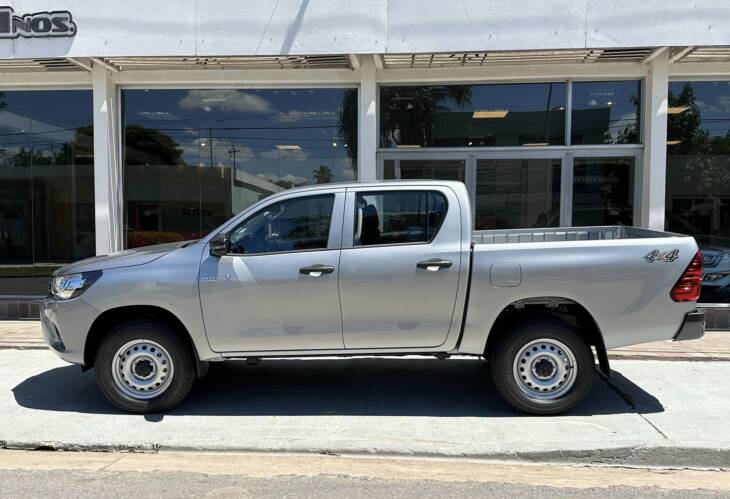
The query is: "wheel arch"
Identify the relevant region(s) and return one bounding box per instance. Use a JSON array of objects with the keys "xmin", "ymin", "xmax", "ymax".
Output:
[
  {"xmin": 84, "ymin": 305, "xmax": 208, "ymax": 377},
  {"xmin": 483, "ymin": 297, "xmax": 610, "ymax": 377}
]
